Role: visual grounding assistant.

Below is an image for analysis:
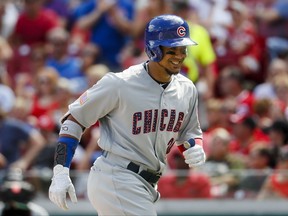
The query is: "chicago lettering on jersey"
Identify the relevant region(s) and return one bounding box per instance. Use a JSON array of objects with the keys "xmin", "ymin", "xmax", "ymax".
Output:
[{"xmin": 132, "ymin": 109, "xmax": 184, "ymax": 134}]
